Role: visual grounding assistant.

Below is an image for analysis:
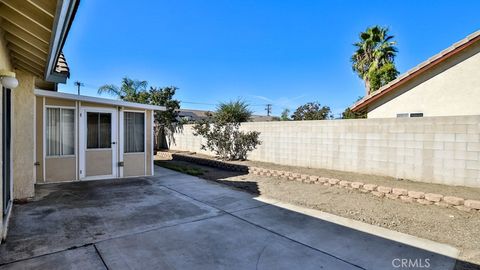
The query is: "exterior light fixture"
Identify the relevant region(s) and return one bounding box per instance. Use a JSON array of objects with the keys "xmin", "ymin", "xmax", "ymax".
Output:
[{"xmin": 0, "ymin": 70, "xmax": 19, "ymax": 89}]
